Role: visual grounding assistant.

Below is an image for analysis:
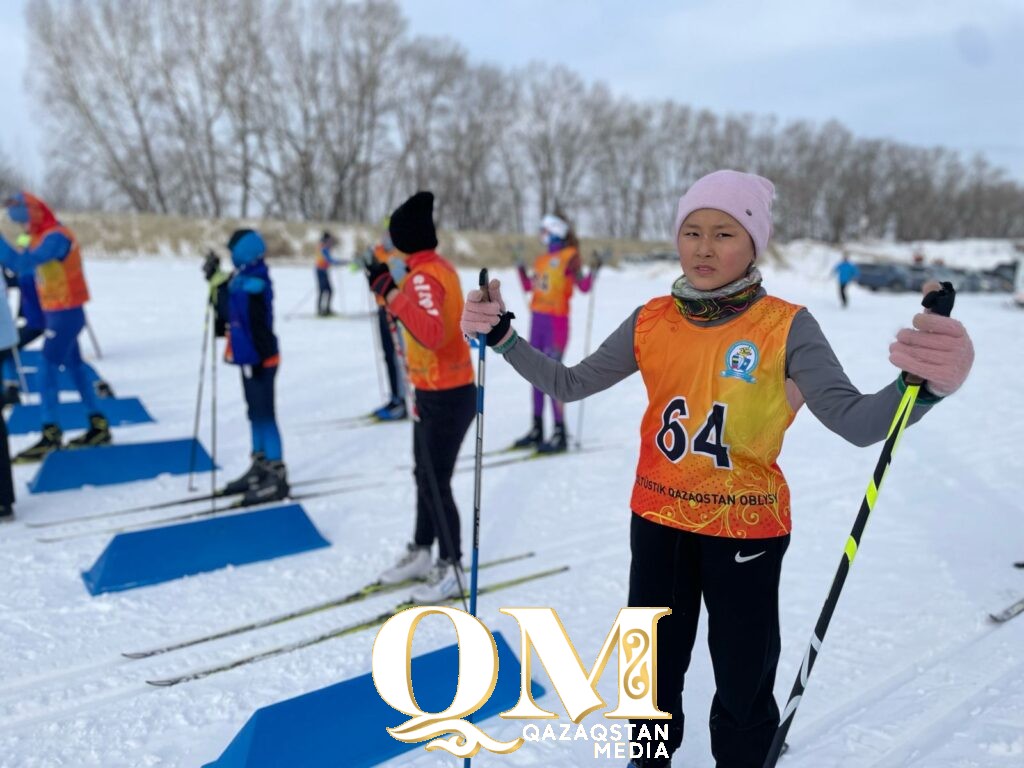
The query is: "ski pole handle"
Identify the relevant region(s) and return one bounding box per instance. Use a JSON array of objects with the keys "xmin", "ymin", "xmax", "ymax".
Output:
[{"xmin": 904, "ymin": 280, "xmax": 955, "ymax": 386}]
